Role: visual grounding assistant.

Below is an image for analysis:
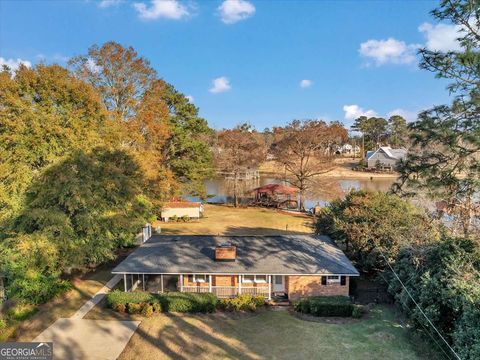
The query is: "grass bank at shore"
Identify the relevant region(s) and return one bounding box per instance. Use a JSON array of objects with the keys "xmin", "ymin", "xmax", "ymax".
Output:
[{"xmin": 259, "ymin": 158, "xmax": 399, "ymax": 179}]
